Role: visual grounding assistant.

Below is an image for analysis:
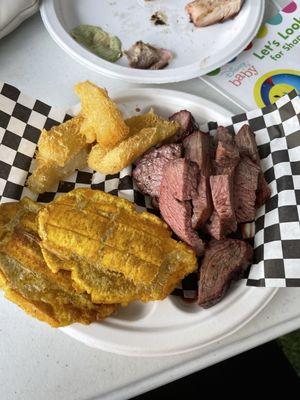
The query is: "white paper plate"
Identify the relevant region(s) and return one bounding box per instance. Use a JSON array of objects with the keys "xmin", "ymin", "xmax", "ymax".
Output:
[
  {"xmin": 40, "ymin": 0, "xmax": 265, "ymax": 83},
  {"xmin": 61, "ymin": 88, "xmax": 277, "ymax": 356}
]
